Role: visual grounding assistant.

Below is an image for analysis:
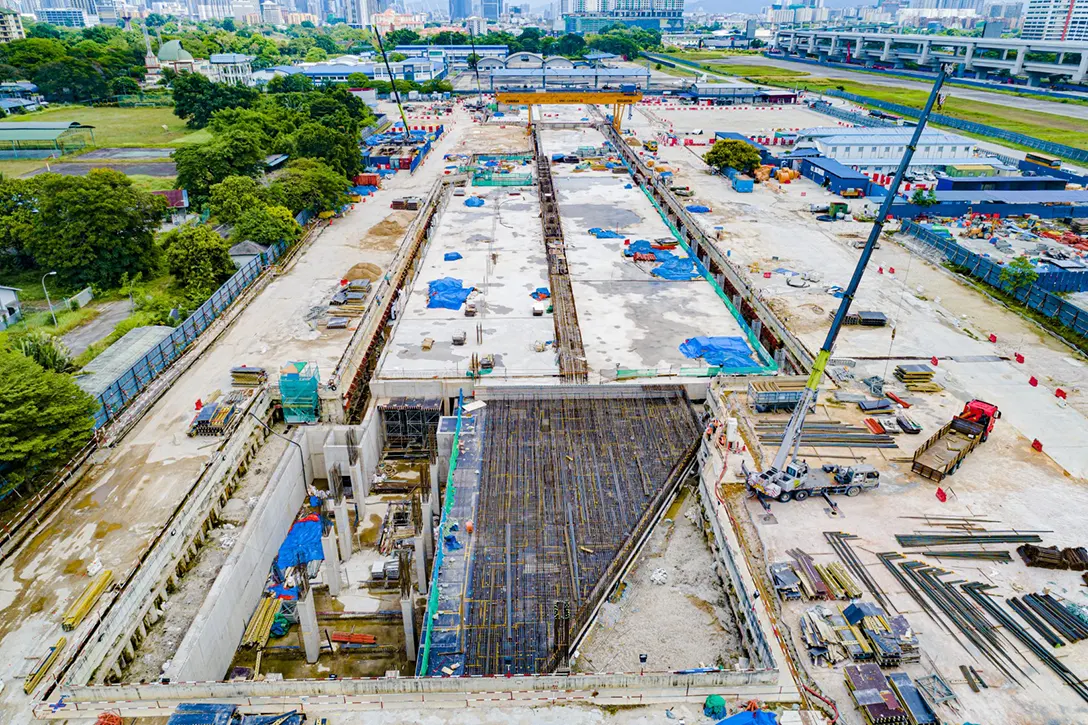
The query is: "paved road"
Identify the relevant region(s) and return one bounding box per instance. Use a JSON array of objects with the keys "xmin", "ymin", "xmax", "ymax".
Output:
[
  {"xmin": 24, "ymin": 161, "xmax": 177, "ymax": 178},
  {"xmin": 61, "ymin": 299, "xmax": 133, "ymax": 356},
  {"xmin": 712, "ymin": 55, "xmax": 1088, "ymax": 122}
]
